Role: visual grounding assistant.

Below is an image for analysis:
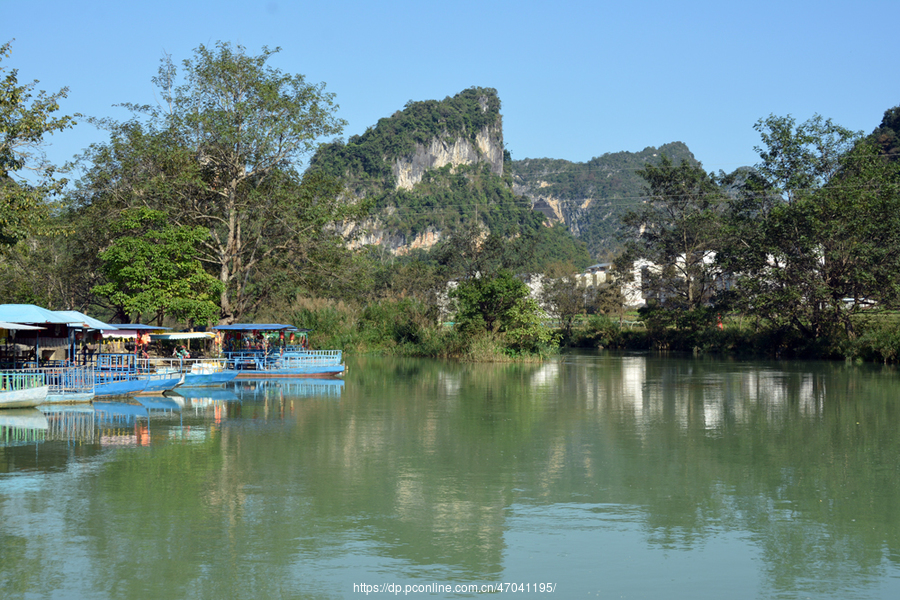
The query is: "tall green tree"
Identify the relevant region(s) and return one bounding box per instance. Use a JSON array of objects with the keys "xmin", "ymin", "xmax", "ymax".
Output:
[
  {"xmin": 75, "ymin": 42, "xmax": 362, "ymax": 323},
  {"xmin": 618, "ymin": 156, "xmax": 726, "ymax": 313},
  {"xmin": 719, "ymin": 114, "xmax": 900, "ymax": 344},
  {"xmin": 0, "ymin": 40, "xmax": 76, "ymax": 247},
  {"xmin": 91, "ymin": 208, "xmax": 223, "ymax": 325}
]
